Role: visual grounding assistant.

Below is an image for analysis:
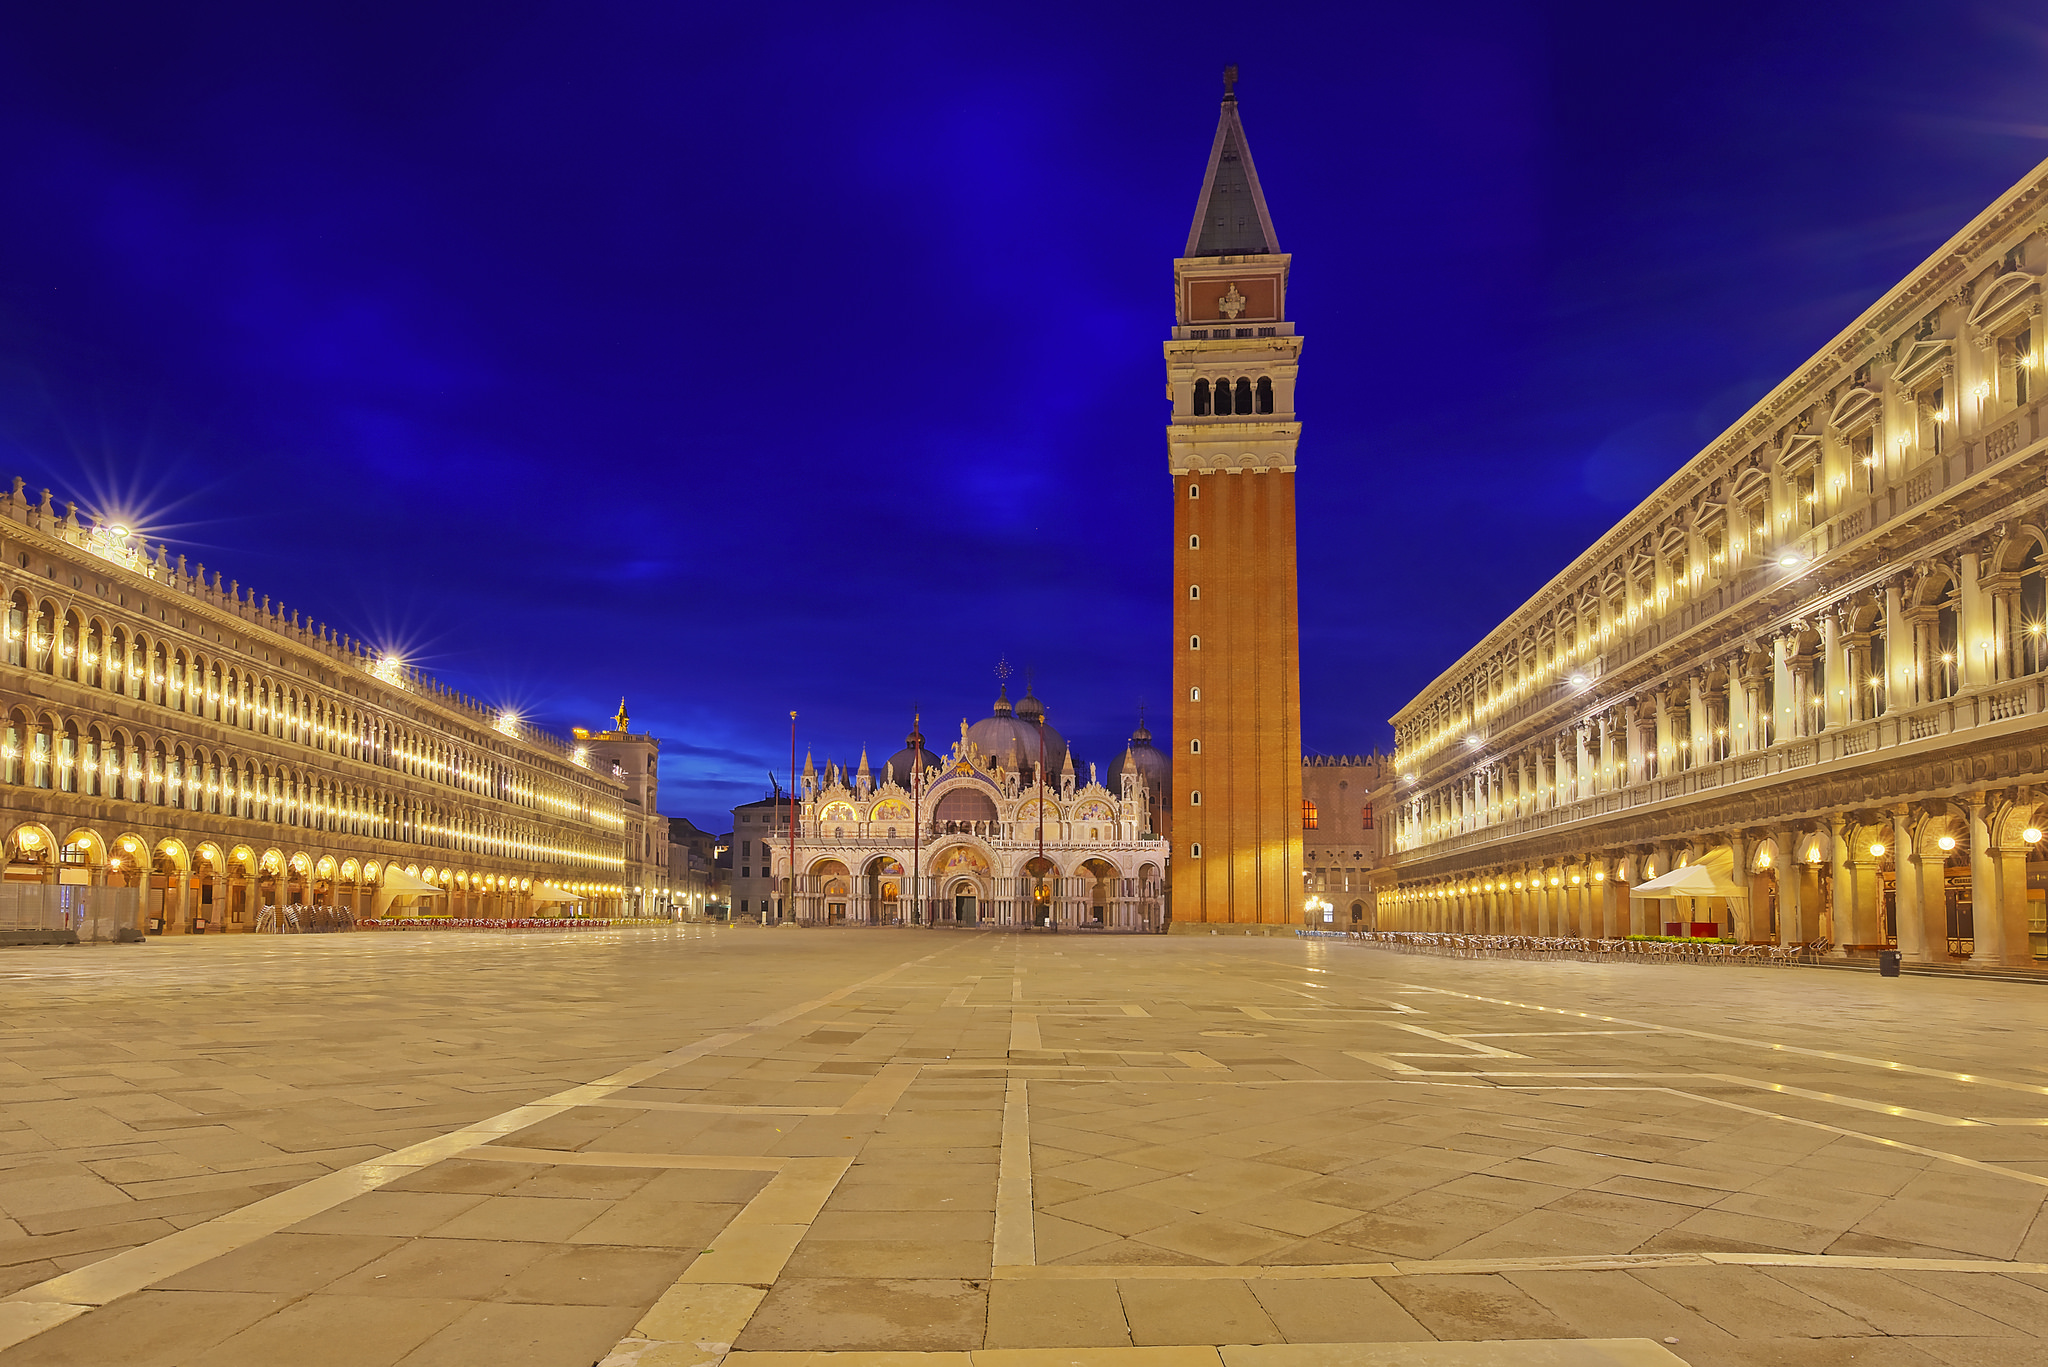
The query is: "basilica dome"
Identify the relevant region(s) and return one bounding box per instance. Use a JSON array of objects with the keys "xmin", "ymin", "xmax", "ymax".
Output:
[
  {"xmin": 1108, "ymin": 715, "xmax": 1170, "ymax": 837},
  {"xmin": 966, "ymin": 687, "xmax": 1066, "ymax": 783},
  {"xmin": 882, "ymin": 719, "xmax": 944, "ymax": 788}
]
